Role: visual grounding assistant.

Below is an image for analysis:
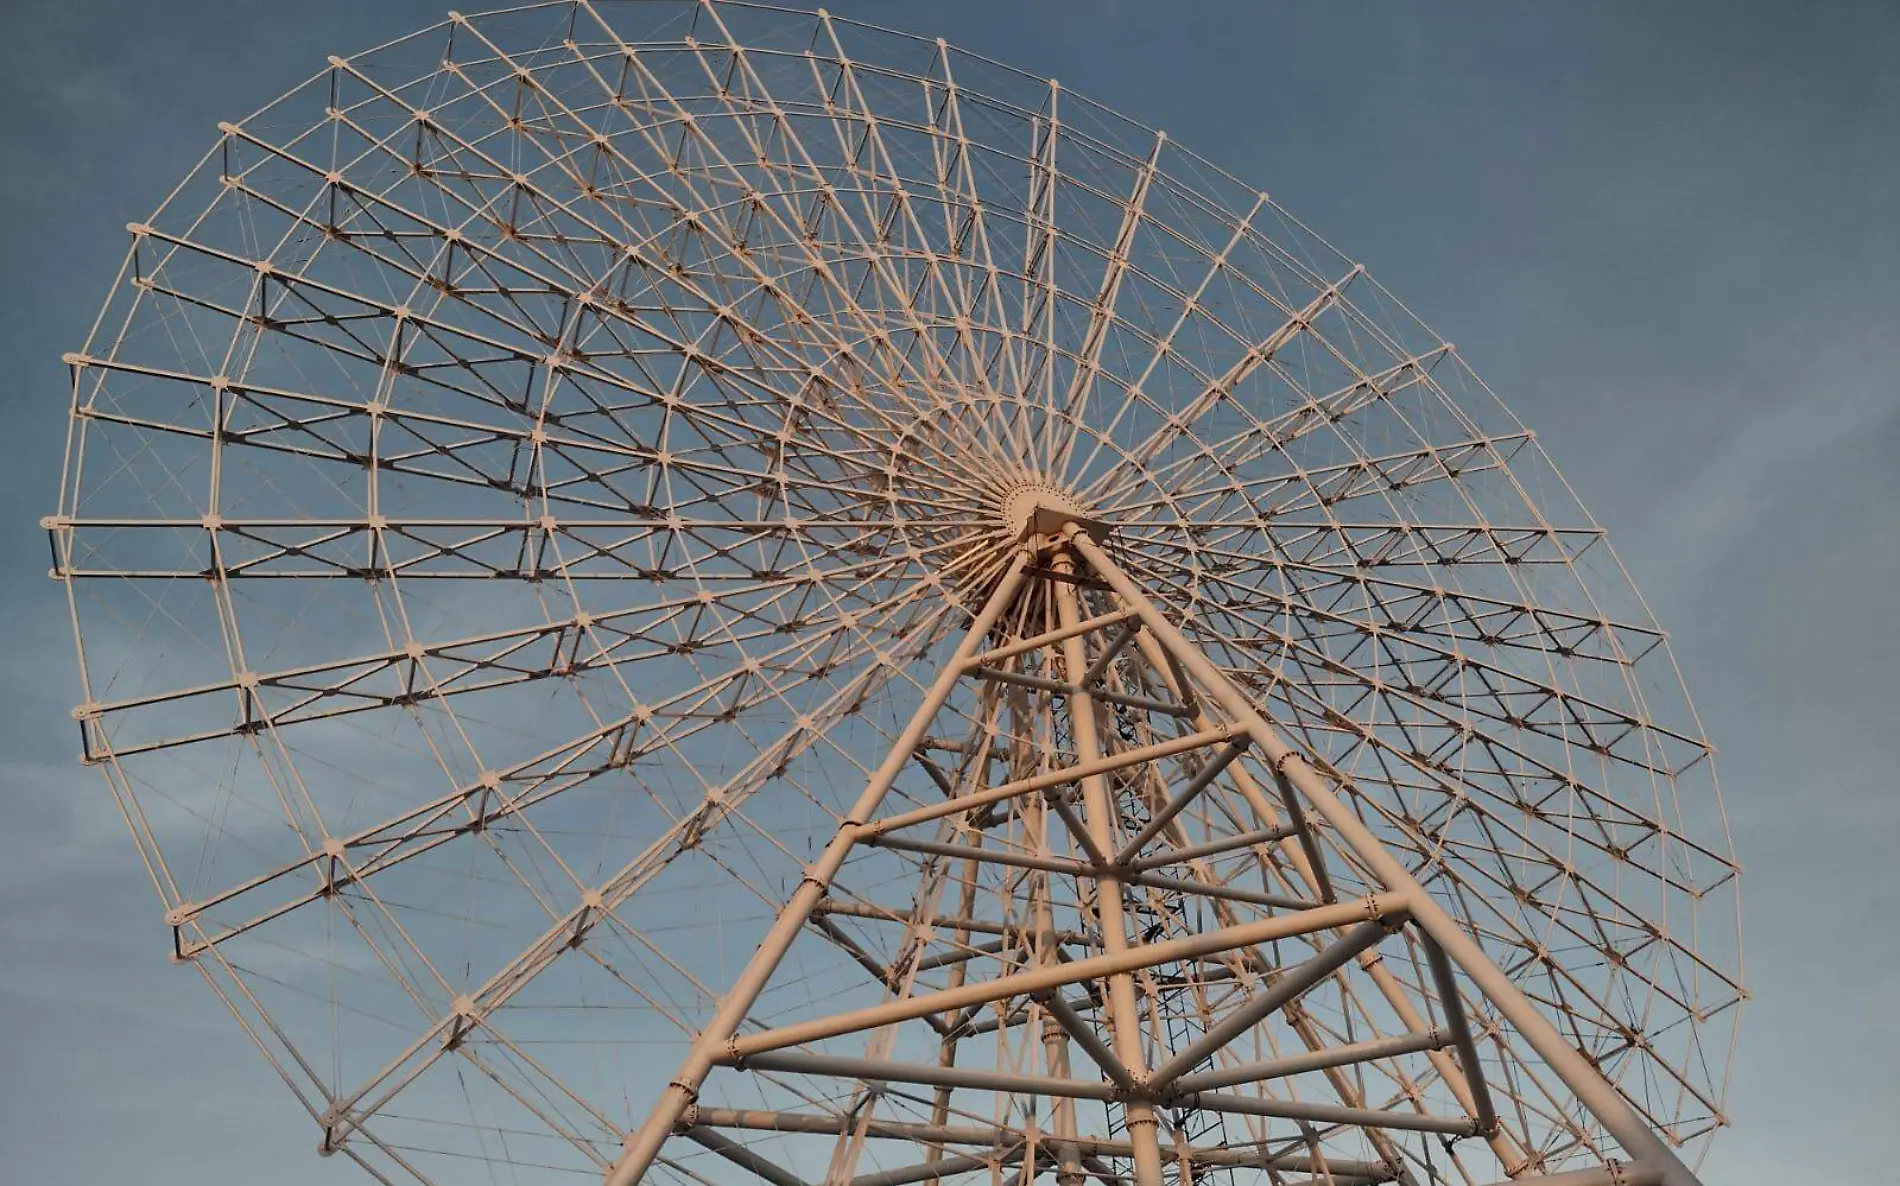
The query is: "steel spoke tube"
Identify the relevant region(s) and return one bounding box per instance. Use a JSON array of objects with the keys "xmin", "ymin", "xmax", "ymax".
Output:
[
  {"xmin": 727, "ymin": 894, "xmax": 1406, "ymax": 1057},
  {"xmin": 1123, "ymin": 824, "xmax": 1299, "ymax": 872},
  {"xmin": 1168, "ymin": 1029, "xmax": 1448, "ymax": 1094},
  {"xmin": 1180, "ymin": 1091, "xmax": 1479, "ymax": 1136},
  {"xmin": 1067, "ymin": 529, "xmax": 1702, "ymax": 1186},
  {"xmin": 733, "ymin": 1051, "xmax": 1119, "ymax": 1101},
  {"xmin": 1040, "ymin": 989, "xmax": 1137, "ymax": 1091},
  {"xmin": 1146, "ymin": 920, "xmax": 1394, "ymax": 1089},
  {"xmin": 1421, "ymin": 931, "xmax": 1501, "ymax": 1135},
  {"xmin": 859, "ymin": 726, "xmax": 1233, "ymax": 836},
  {"xmin": 604, "ymin": 549, "xmax": 1036, "ymax": 1186},
  {"xmin": 680, "ymin": 1127, "xmax": 814, "ymax": 1186},
  {"xmin": 1112, "ymin": 739, "xmax": 1250, "ymax": 863}
]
